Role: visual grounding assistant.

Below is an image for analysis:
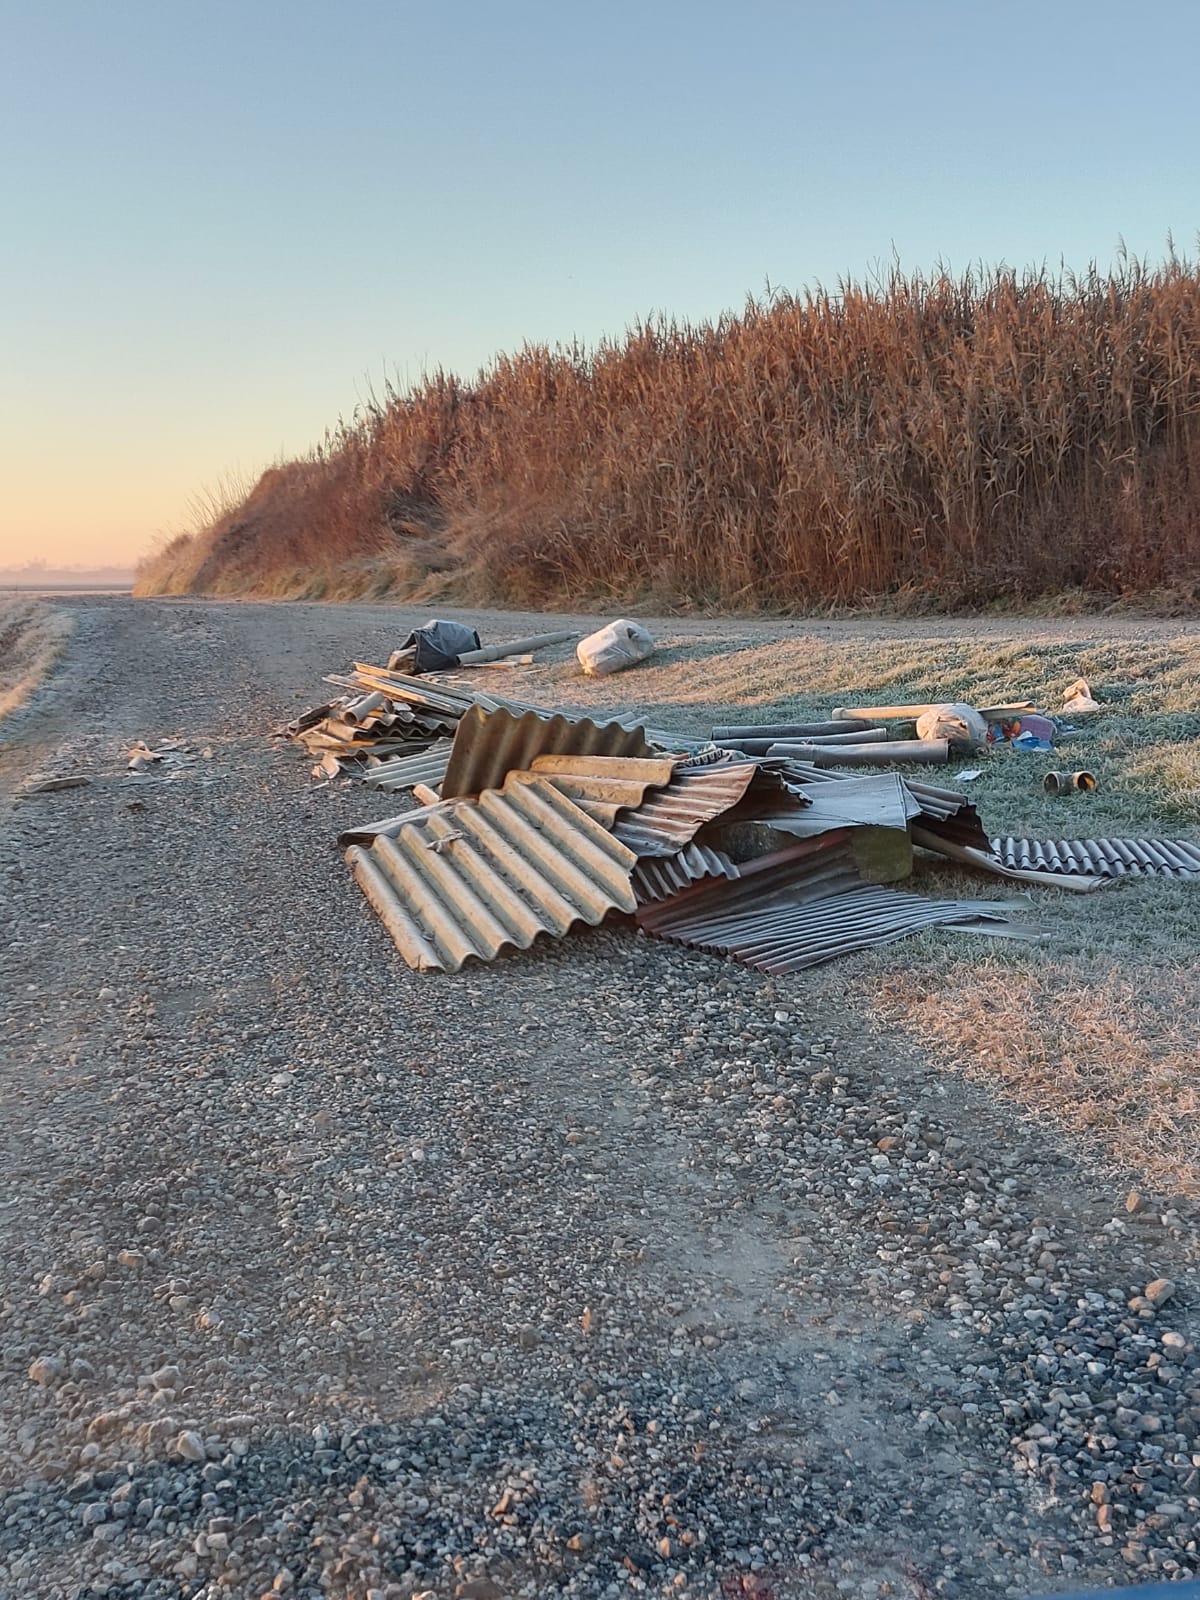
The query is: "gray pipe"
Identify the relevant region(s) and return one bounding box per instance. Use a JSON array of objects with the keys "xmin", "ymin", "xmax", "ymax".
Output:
[
  {"xmin": 767, "ymin": 739, "xmax": 950, "ymax": 767},
  {"xmin": 713, "ymin": 719, "xmax": 873, "ymax": 742}
]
